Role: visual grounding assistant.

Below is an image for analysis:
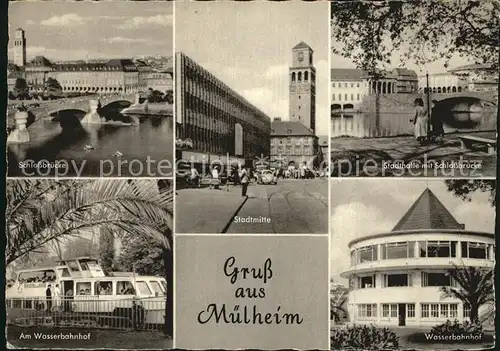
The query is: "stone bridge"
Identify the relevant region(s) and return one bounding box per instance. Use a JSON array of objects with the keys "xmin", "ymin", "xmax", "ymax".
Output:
[
  {"xmin": 429, "ymin": 90, "xmax": 498, "ymax": 105},
  {"xmin": 38, "ymin": 93, "xmax": 137, "ymax": 122},
  {"xmin": 7, "ymin": 93, "xmax": 139, "ymax": 143}
]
